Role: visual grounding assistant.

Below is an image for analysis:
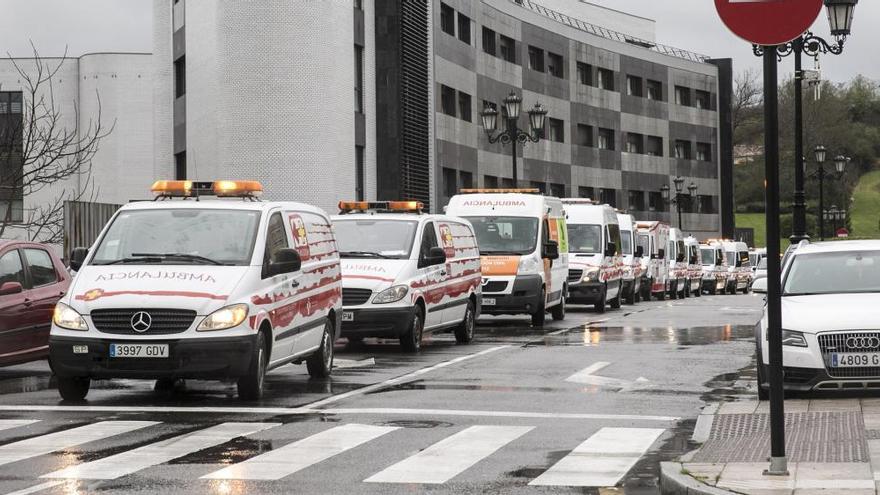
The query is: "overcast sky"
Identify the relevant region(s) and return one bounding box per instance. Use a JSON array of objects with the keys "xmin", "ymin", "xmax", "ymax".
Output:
[{"xmin": 0, "ymin": 0, "xmax": 877, "ymax": 83}]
